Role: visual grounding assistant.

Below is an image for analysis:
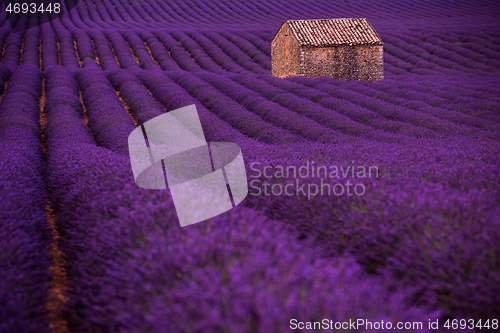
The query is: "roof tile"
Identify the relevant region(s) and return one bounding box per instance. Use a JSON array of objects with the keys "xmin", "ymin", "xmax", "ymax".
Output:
[{"xmin": 285, "ymin": 18, "xmax": 383, "ymax": 47}]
